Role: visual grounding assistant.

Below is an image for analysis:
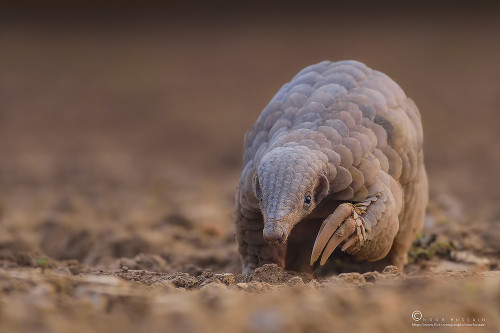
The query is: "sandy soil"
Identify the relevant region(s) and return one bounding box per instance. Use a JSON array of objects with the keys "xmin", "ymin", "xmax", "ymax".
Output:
[{"xmin": 0, "ymin": 7, "xmax": 499, "ymax": 332}]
